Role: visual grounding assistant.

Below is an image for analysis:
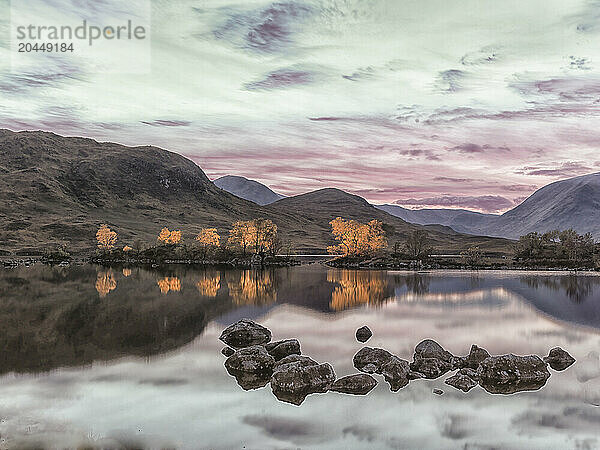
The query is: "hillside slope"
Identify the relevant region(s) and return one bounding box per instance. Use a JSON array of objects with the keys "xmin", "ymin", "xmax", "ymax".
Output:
[
  {"xmin": 0, "ymin": 130, "xmax": 511, "ymax": 255},
  {"xmin": 267, "ymin": 189, "xmax": 511, "ymax": 254}
]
